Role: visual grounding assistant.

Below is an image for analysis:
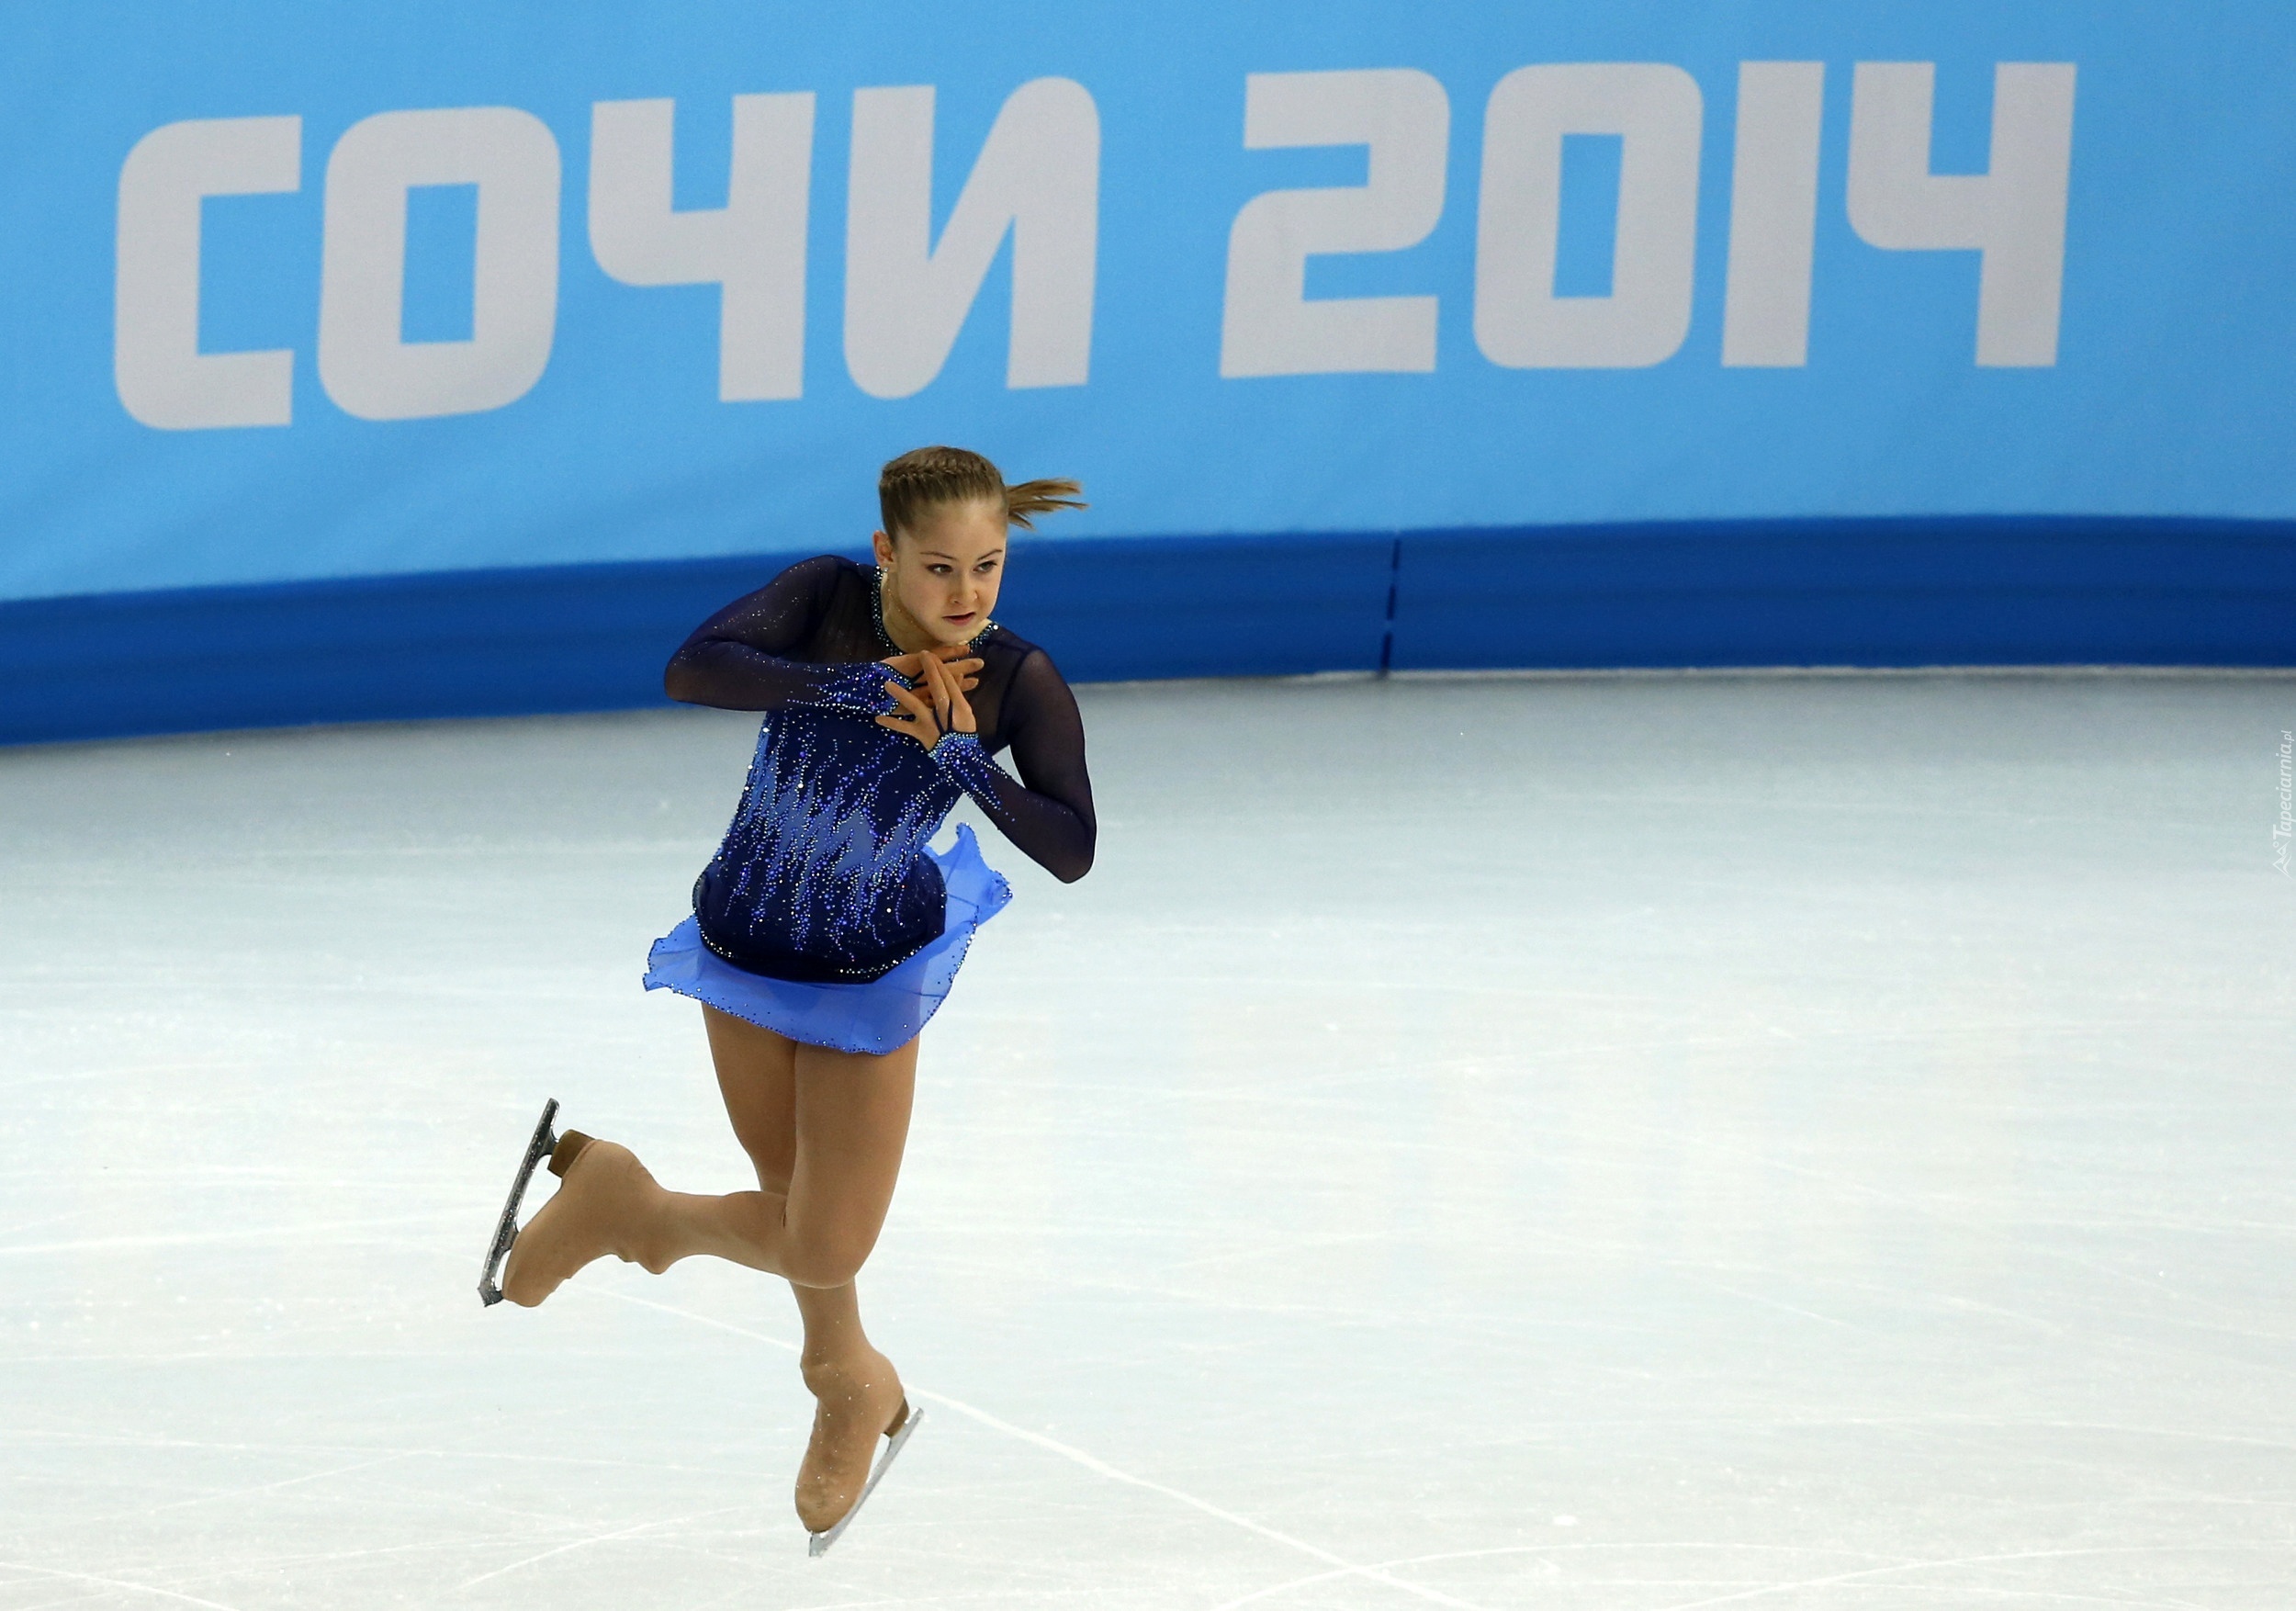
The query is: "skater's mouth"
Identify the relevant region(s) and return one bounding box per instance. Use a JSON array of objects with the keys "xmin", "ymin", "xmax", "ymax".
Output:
[{"xmin": 942, "ymin": 611, "xmax": 978, "ymax": 627}]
